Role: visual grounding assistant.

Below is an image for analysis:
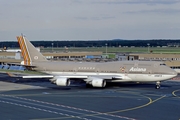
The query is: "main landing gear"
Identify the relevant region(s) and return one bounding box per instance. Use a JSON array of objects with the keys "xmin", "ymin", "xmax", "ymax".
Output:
[{"xmin": 155, "ymin": 81, "xmax": 161, "ymax": 89}]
